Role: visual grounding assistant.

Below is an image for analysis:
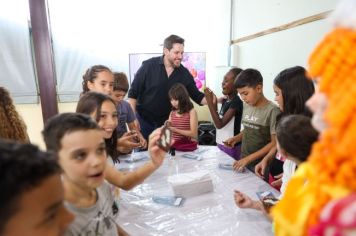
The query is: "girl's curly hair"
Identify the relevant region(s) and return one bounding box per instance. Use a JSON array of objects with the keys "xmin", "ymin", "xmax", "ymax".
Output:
[{"xmin": 0, "ymin": 87, "xmax": 29, "ymax": 143}]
